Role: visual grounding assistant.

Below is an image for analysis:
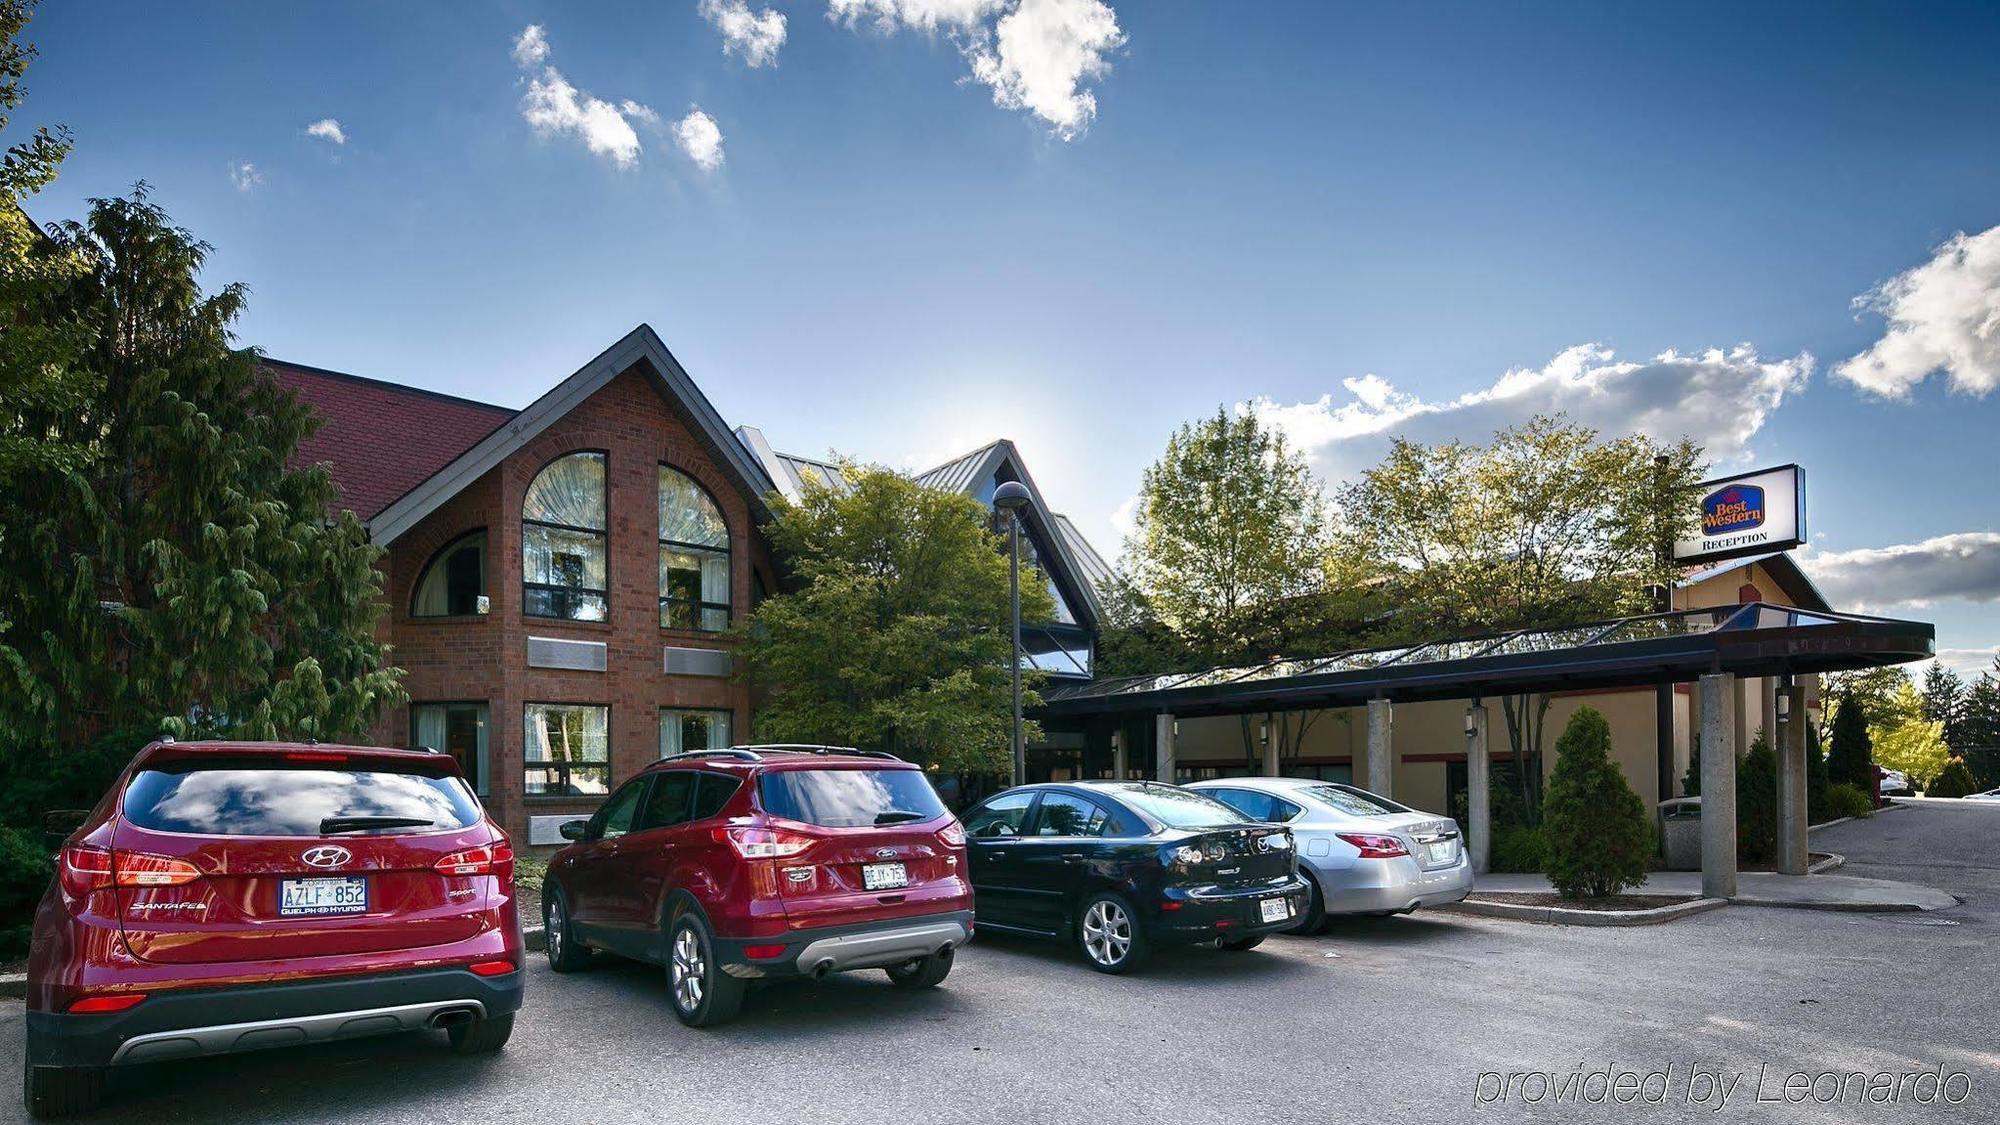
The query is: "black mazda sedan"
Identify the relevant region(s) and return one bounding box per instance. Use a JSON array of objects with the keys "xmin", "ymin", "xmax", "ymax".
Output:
[{"xmin": 961, "ymin": 781, "xmax": 1309, "ymax": 973}]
